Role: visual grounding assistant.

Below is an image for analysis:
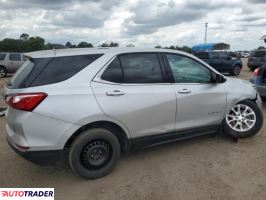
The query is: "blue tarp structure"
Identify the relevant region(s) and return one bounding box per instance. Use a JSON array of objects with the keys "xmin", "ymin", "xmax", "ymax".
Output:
[{"xmin": 192, "ymin": 43, "xmax": 230, "ymax": 52}]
